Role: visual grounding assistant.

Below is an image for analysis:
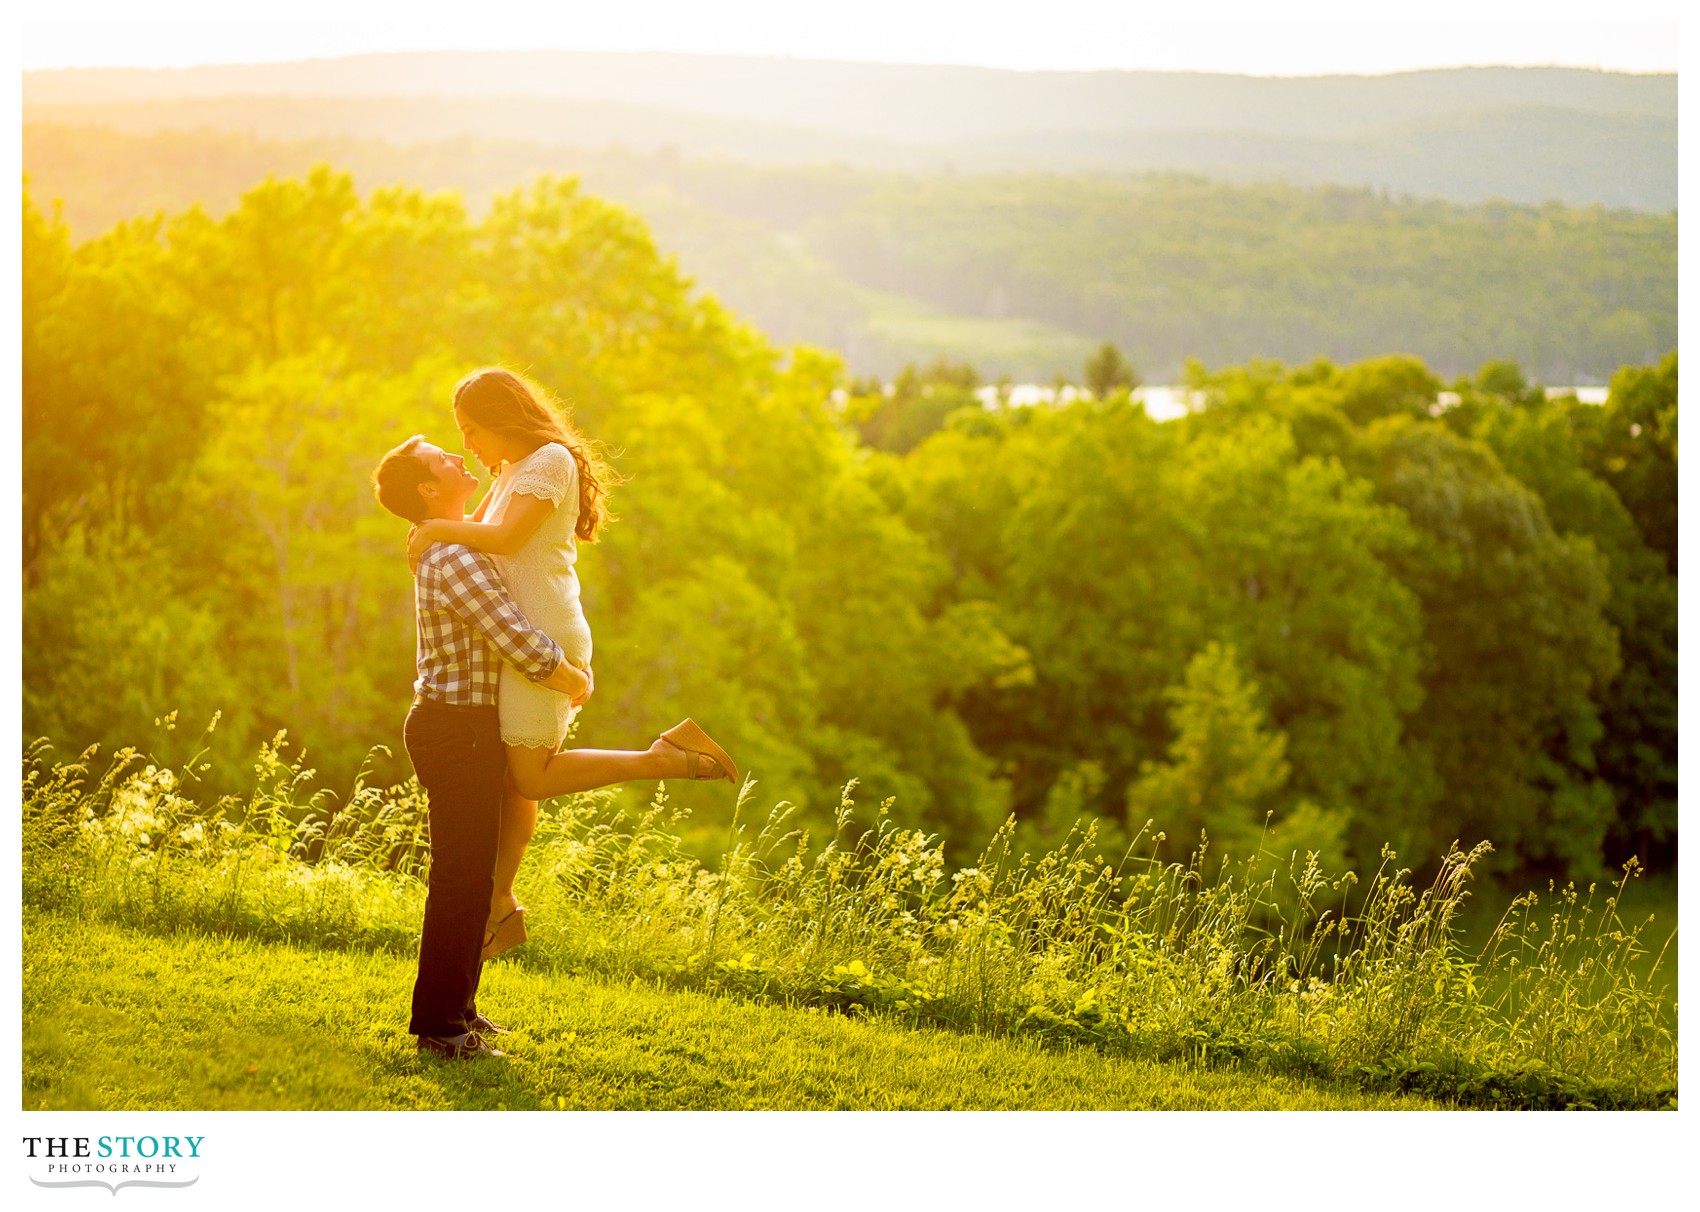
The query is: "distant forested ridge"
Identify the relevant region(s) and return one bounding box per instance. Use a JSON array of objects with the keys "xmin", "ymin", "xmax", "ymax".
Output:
[
  {"xmin": 23, "ymin": 52, "xmax": 1675, "ymax": 209},
  {"xmin": 22, "ymin": 166, "xmax": 1676, "ymax": 885},
  {"xmin": 27, "ymin": 55, "xmax": 1671, "ymax": 129},
  {"xmin": 23, "ymin": 124, "xmax": 1675, "ymax": 382}
]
